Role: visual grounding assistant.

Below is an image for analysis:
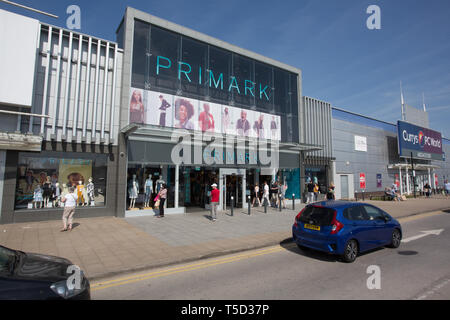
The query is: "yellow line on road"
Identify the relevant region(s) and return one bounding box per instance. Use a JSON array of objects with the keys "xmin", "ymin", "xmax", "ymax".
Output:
[{"xmin": 91, "ymin": 244, "xmax": 295, "ymax": 291}]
